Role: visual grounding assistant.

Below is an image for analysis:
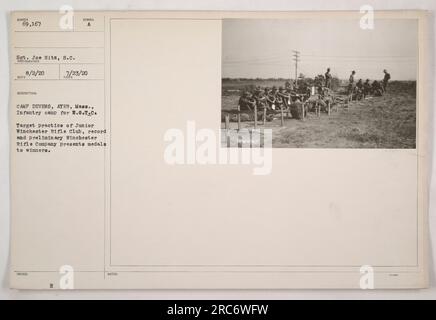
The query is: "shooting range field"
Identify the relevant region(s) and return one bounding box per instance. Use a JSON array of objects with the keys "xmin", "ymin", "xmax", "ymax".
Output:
[{"xmin": 221, "ymin": 79, "xmax": 416, "ymax": 148}]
